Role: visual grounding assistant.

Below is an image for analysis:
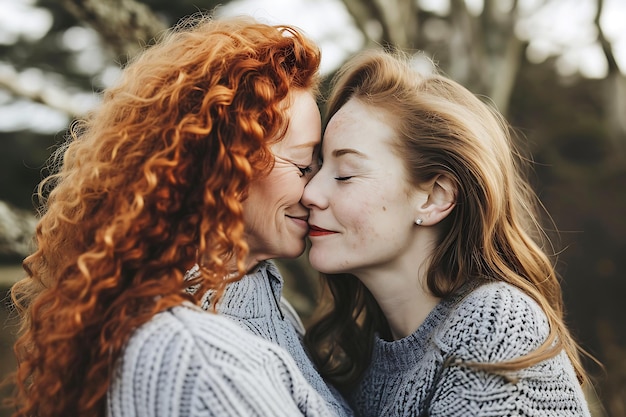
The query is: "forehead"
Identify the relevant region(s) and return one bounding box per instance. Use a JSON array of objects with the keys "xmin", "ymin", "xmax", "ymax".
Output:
[
  {"xmin": 273, "ymin": 90, "xmax": 321, "ymax": 153},
  {"xmin": 323, "ymin": 99, "xmax": 397, "ymax": 153}
]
